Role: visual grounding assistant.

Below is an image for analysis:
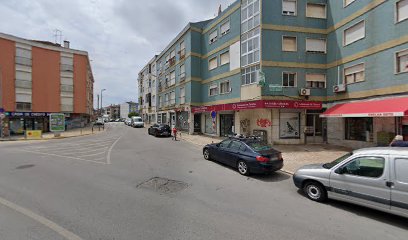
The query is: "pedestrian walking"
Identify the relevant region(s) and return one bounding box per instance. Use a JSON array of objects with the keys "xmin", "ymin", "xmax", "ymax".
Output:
[
  {"xmin": 390, "ymin": 135, "xmax": 408, "ymax": 147},
  {"xmin": 172, "ymin": 127, "xmax": 178, "ymax": 141}
]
